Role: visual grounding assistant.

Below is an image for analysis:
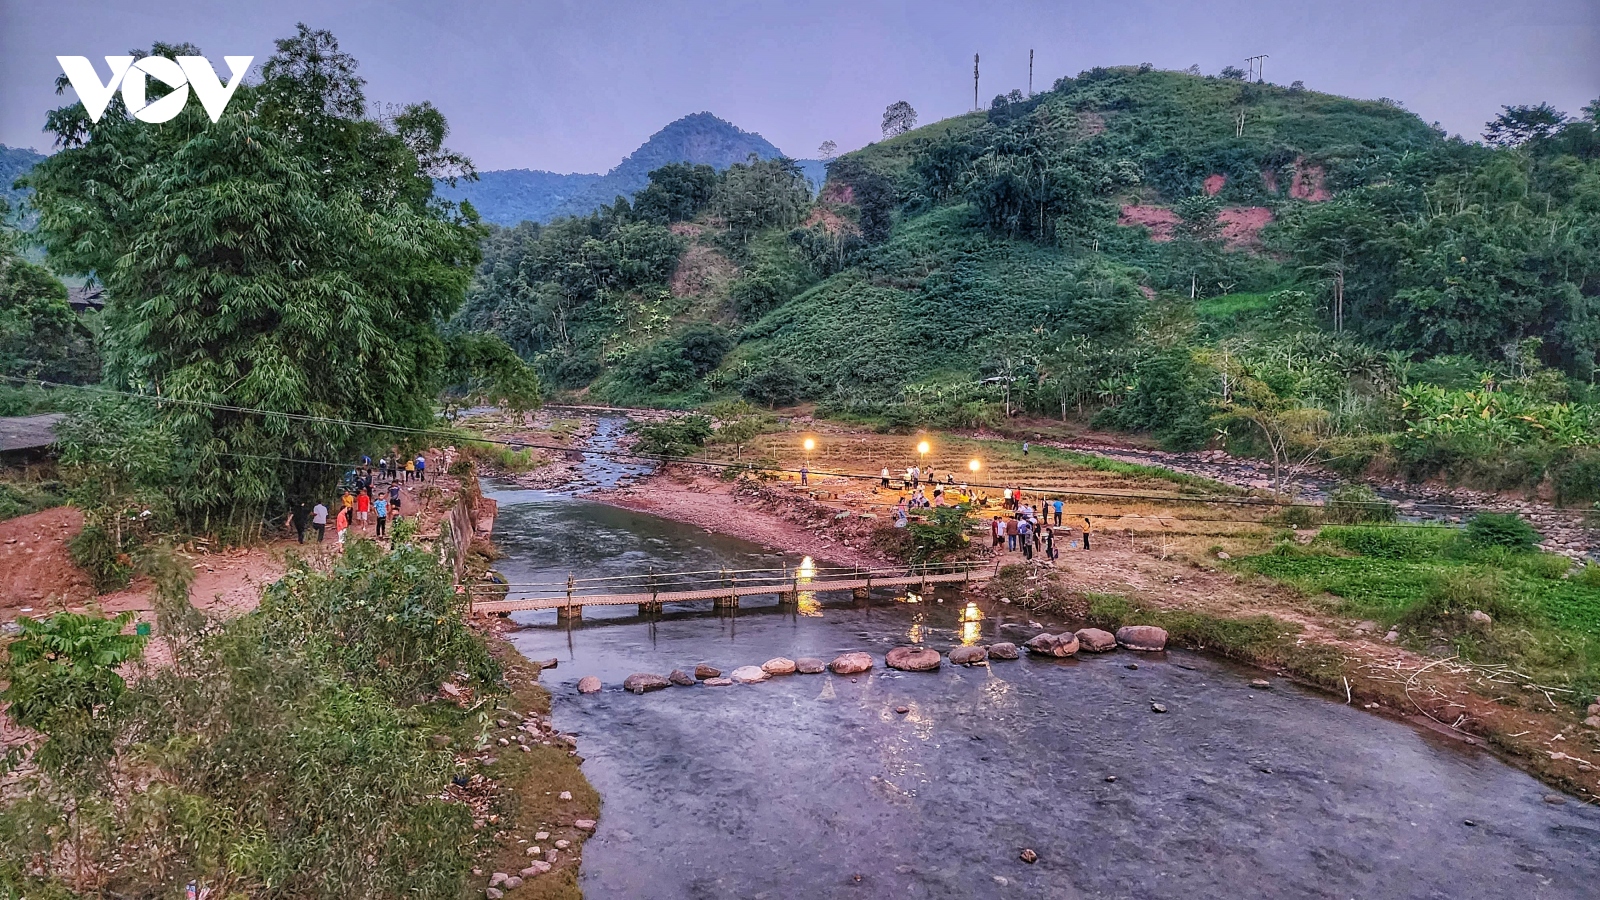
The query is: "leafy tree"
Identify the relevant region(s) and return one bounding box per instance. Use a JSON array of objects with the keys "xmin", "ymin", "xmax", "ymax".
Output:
[
  {"xmin": 1465, "ymin": 512, "xmax": 1541, "ymax": 550},
  {"xmin": 631, "ymin": 162, "xmax": 718, "ymax": 223},
  {"xmin": 1484, "ymin": 103, "xmax": 1568, "ymax": 148},
  {"xmin": 825, "ymin": 157, "xmax": 896, "ymax": 243},
  {"xmin": 629, "ymin": 414, "xmax": 713, "ymax": 457},
  {"xmin": 1, "ymin": 610, "xmax": 146, "ymax": 777},
  {"xmin": 676, "ymin": 323, "xmax": 732, "ymax": 376},
  {"xmin": 712, "ymin": 155, "xmax": 812, "ymax": 243},
  {"xmin": 27, "ymin": 27, "xmax": 482, "ymax": 531},
  {"xmin": 441, "ymin": 331, "xmax": 542, "ymax": 418},
  {"xmin": 1220, "ymin": 66, "xmax": 1247, "ymax": 80},
  {"xmin": 1174, "ymin": 194, "xmax": 1223, "ymax": 242},
  {"xmin": 817, "ymin": 140, "xmax": 838, "ymax": 160},
  {"xmin": 881, "ymin": 101, "xmax": 918, "ymax": 138},
  {"xmin": 741, "ymin": 359, "xmax": 810, "ymax": 408},
  {"xmin": 0, "ymin": 219, "xmax": 98, "ymax": 383}
]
